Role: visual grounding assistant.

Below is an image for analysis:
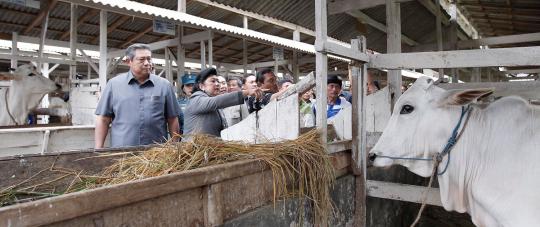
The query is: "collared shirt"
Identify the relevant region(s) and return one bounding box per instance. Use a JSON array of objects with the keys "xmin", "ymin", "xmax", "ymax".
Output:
[
  {"xmin": 327, "ymin": 97, "xmax": 351, "ymax": 118},
  {"xmin": 95, "ymin": 71, "xmax": 180, "ymax": 147},
  {"xmin": 312, "ymin": 97, "xmax": 352, "ymax": 119},
  {"xmin": 246, "ymin": 92, "xmax": 273, "ymax": 113}
]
